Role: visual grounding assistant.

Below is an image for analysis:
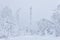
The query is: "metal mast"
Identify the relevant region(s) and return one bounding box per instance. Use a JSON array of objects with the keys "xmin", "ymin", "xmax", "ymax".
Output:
[{"xmin": 30, "ymin": 7, "xmax": 32, "ymax": 25}]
